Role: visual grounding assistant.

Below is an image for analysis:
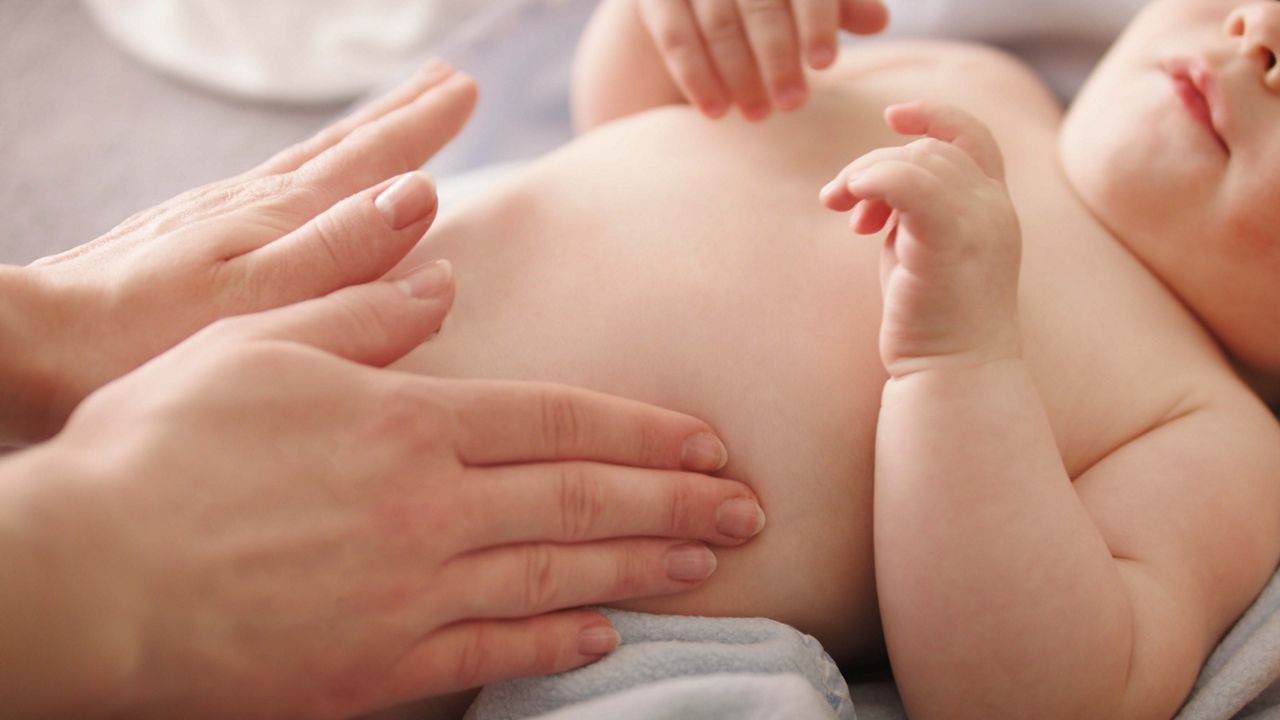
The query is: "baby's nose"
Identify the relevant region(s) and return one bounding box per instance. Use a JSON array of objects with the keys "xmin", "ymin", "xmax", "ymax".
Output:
[{"xmin": 1225, "ymin": 3, "xmax": 1280, "ymax": 91}]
